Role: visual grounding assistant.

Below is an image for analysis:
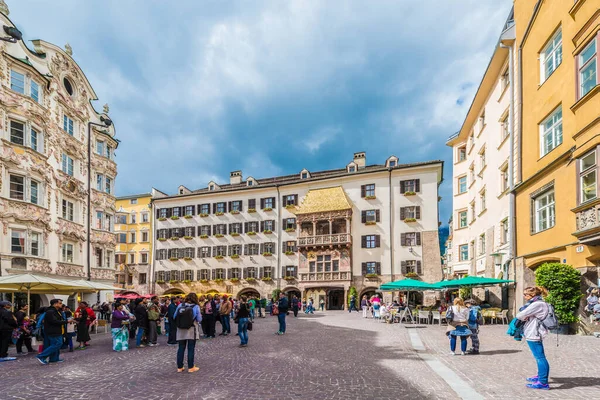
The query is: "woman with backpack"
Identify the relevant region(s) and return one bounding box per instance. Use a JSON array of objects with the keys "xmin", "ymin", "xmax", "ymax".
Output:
[
  {"xmin": 446, "ymin": 298, "xmax": 472, "ymax": 355},
  {"xmin": 516, "ymin": 286, "xmax": 552, "ymax": 390},
  {"xmin": 235, "ymin": 295, "xmax": 250, "ymax": 347},
  {"xmin": 174, "ymin": 293, "xmax": 202, "ymax": 373}
]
